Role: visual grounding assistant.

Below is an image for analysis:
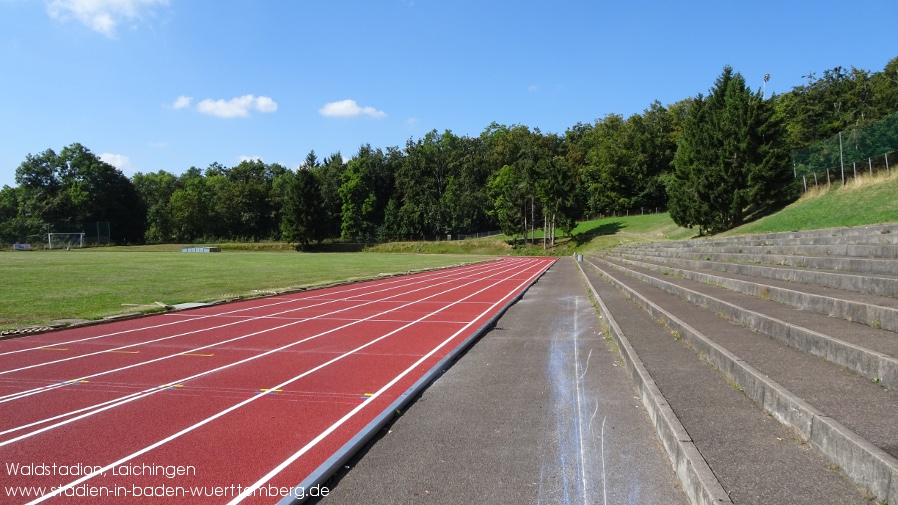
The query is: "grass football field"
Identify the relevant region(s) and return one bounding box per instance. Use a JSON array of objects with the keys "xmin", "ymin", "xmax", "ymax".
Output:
[{"xmin": 0, "ymin": 250, "xmax": 483, "ymax": 330}]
